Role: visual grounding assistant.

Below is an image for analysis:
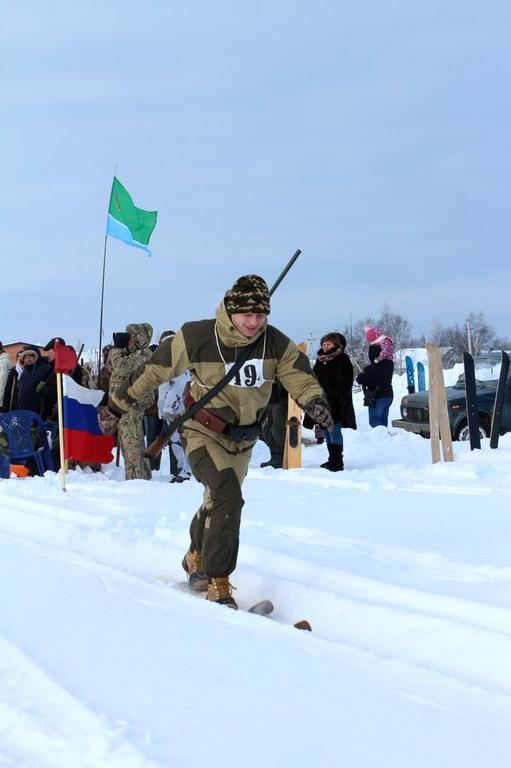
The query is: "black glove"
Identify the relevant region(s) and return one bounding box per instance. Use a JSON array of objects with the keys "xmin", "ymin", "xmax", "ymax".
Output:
[
  {"xmin": 113, "ymin": 332, "xmax": 130, "ymax": 349},
  {"xmin": 304, "ymin": 396, "xmax": 333, "ymax": 430}
]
